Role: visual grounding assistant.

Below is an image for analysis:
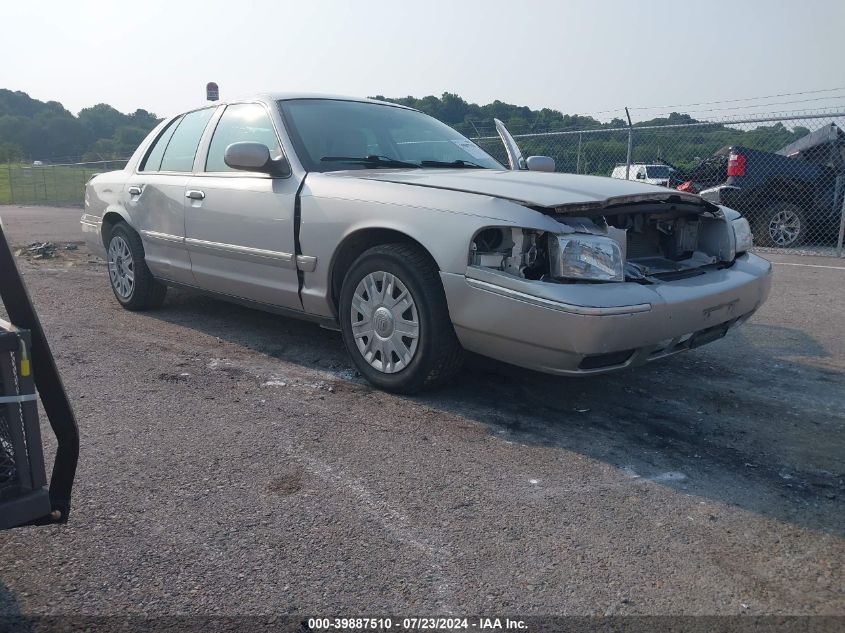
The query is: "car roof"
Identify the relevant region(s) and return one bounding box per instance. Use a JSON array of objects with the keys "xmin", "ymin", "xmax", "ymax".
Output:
[
  {"xmin": 162, "ymin": 93, "xmax": 418, "ymax": 124},
  {"xmin": 248, "ymin": 92, "xmax": 417, "ymax": 110}
]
